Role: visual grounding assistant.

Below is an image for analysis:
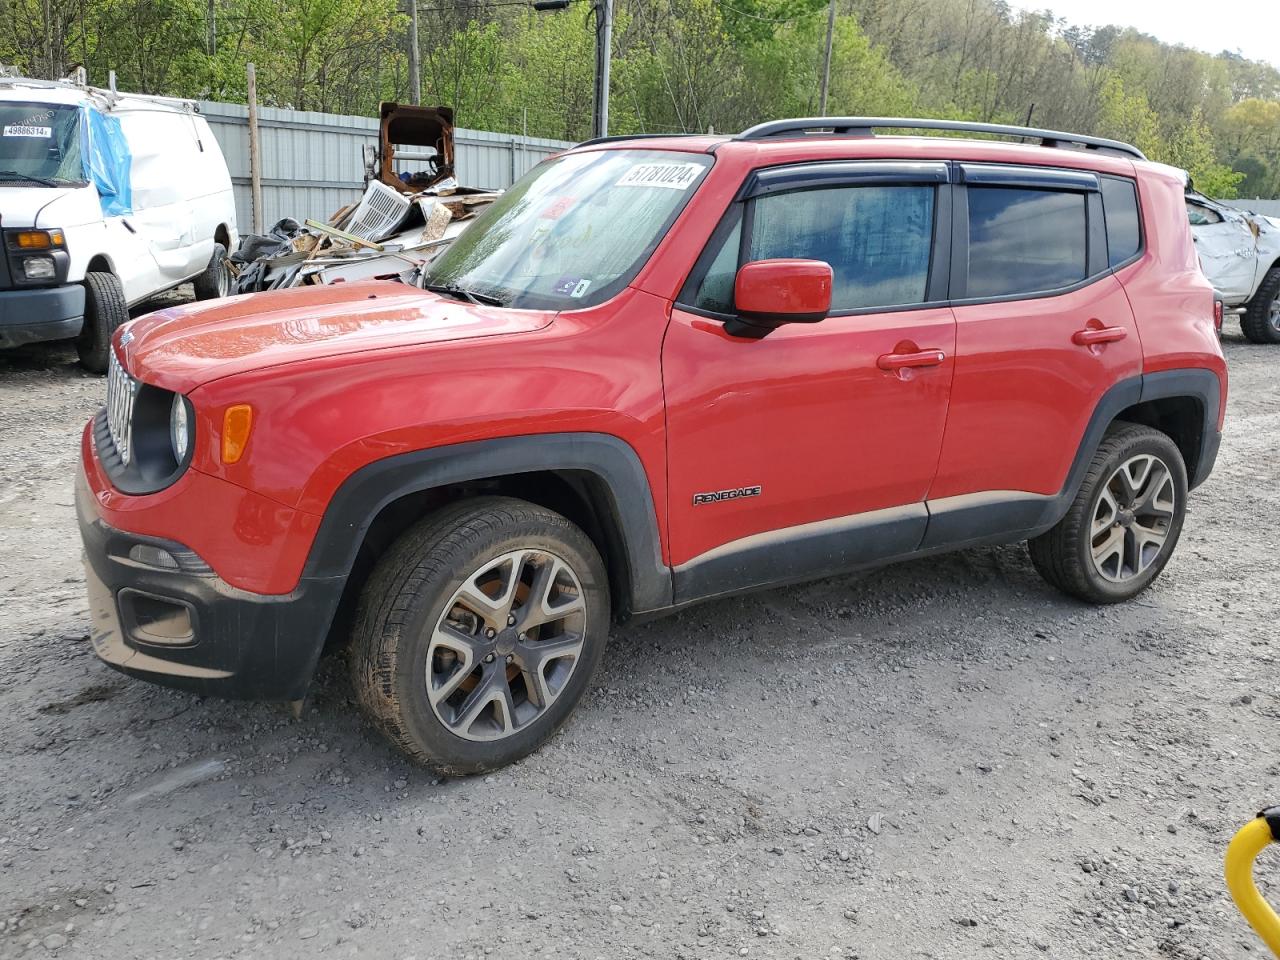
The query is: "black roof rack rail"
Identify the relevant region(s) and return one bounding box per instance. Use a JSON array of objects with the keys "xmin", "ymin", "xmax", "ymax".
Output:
[
  {"xmin": 734, "ymin": 117, "xmax": 1146, "ymax": 161},
  {"xmin": 575, "ymin": 132, "xmax": 703, "ymax": 148}
]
